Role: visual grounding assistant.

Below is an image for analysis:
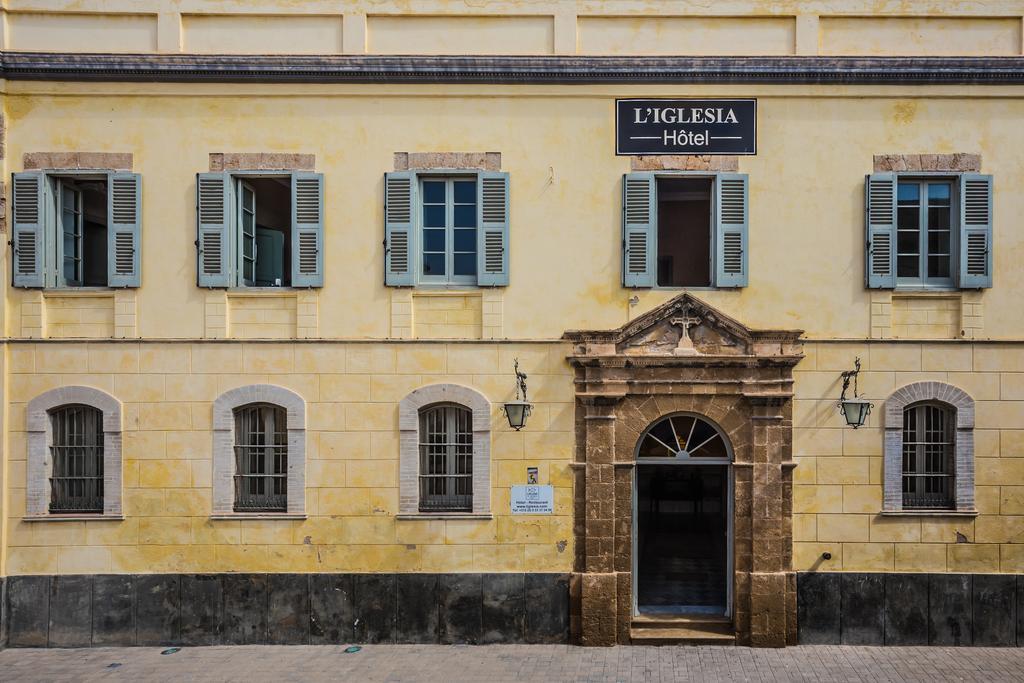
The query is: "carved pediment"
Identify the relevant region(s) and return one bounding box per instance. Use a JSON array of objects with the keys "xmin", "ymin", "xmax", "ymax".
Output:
[{"xmin": 564, "ymin": 293, "xmax": 803, "ymax": 360}]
